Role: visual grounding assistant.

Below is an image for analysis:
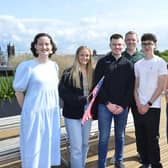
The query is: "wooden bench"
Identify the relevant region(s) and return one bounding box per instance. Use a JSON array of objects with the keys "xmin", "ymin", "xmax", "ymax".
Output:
[
  {"xmin": 0, "ymin": 117, "xmax": 100, "ymax": 168},
  {"xmin": 0, "ymin": 116, "xmax": 20, "ymax": 167},
  {"xmin": 0, "ymin": 115, "xmax": 70, "ymax": 168},
  {"xmin": 0, "ymin": 113, "xmax": 134, "ymax": 167}
]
